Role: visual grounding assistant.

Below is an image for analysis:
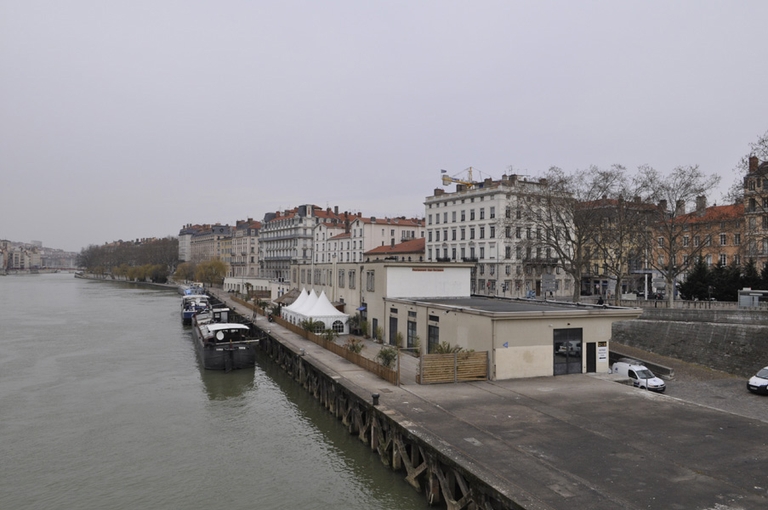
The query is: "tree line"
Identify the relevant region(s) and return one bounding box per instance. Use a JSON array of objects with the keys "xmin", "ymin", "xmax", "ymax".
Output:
[{"xmin": 76, "ymin": 237, "xmax": 179, "ymax": 283}]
